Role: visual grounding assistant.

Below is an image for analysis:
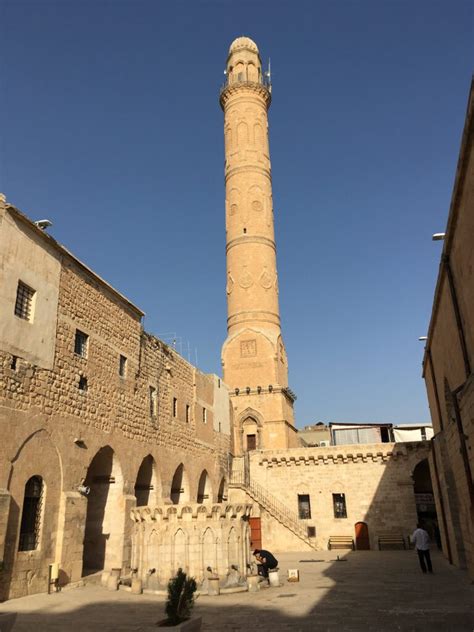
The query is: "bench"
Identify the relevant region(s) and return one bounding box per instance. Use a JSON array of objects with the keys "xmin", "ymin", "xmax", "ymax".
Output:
[
  {"xmin": 328, "ymin": 536, "xmax": 355, "ymax": 550},
  {"xmin": 378, "ymin": 534, "xmax": 406, "ymax": 550}
]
